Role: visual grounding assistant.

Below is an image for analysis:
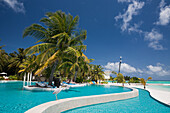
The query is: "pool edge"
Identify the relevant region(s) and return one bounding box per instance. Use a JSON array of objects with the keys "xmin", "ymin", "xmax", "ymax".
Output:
[
  {"xmin": 133, "ymin": 86, "xmax": 170, "ymax": 106},
  {"xmin": 25, "ymin": 87, "xmax": 138, "ymax": 113}
]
